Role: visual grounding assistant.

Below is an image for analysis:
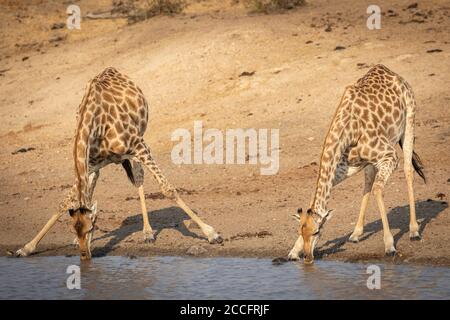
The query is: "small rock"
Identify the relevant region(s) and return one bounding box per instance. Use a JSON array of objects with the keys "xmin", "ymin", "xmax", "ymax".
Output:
[
  {"xmin": 22, "ymin": 56, "xmax": 29, "ymax": 61},
  {"xmin": 239, "ymin": 71, "xmax": 255, "ymax": 77},
  {"xmin": 272, "ymin": 257, "xmax": 288, "ymax": 265},
  {"xmin": 334, "ymin": 46, "xmax": 346, "ymax": 51},
  {"xmin": 186, "ymin": 245, "xmax": 207, "ymax": 256},
  {"xmin": 436, "ymin": 193, "xmax": 446, "ymax": 200},
  {"xmin": 12, "ymin": 147, "xmax": 35, "ymax": 155},
  {"xmin": 407, "ymin": 3, "xmax": 418, "ymax": 10},
  {"xmin": 49, "ymin": 35, "xmax": 66, "ymax": 43},
  {"xmin": 324, "ymin": 25, "xmax": 332, "ymax": 32},
  {"xmin": 427, "ymin": 49, "xmax": 442, "ymax": 53},
  {"xmin": 307, "ymin": 137, "xmax": 314, "ymax": 141},
  {"xmin": 357, "ymin": 62, "xmax": 370, "ymax": 69},
  {"xmin": 51, "ymin": 22, "xmax": 65, "ymax": 30},
  {"xmin": 387, "ymin": 10, "xmax": 398, "ymax": 17},
  {"xmin": 24, "ymin": 197, "xmax": 30, "ymax": 201}
]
